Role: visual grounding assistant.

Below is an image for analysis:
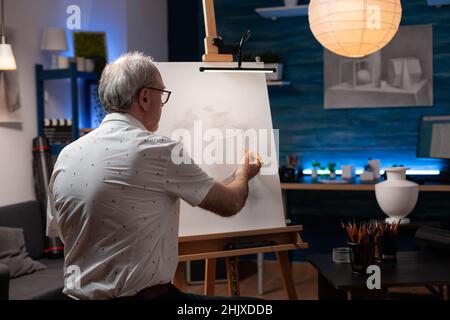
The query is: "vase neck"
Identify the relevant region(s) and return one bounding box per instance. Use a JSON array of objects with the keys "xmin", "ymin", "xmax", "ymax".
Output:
[{"xmin": 386, "ymin": 171, "xmax": 406, "ymax": 180}]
